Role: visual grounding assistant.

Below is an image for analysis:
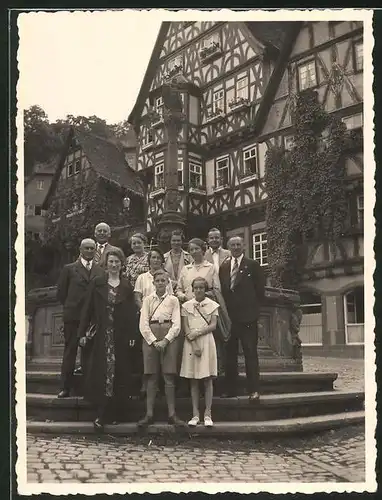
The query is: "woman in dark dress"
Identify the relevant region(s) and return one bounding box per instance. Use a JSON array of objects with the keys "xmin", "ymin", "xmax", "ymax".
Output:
[{"xmin": 78, "ymin": 247, "xmax": 138, "ymax": 431}]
